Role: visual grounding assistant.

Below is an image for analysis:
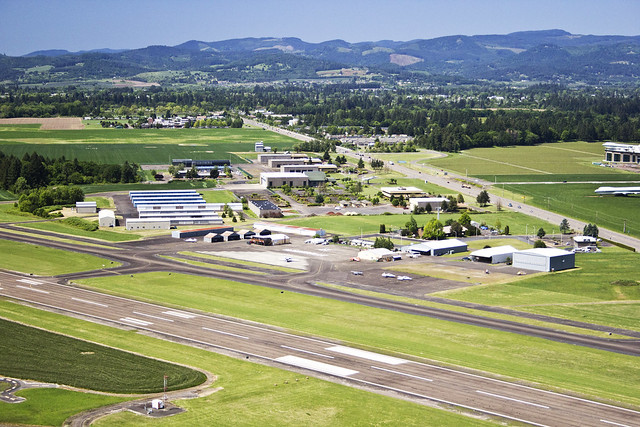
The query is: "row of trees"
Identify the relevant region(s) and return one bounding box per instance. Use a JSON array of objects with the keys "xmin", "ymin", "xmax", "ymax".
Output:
[
  {"xmin": 0, "ymin": 152, "xmax": 139, "ymax": 192},
  {"xmin": 17, "ymin": 185, "xmax": 84, "ymax": 216}
]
